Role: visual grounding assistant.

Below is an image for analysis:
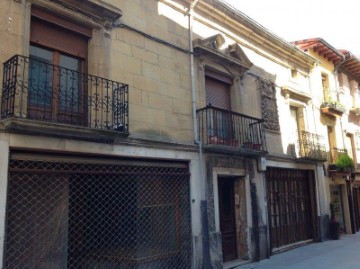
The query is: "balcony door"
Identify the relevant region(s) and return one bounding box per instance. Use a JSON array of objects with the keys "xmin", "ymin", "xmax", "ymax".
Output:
[
  {"xmin": 205, "ymin": 72, "xmax": 233, "ymax": 144},
  {"xmin": 345, "ymin": 134, "xmax": 355, "ymax": 162},
  {"xmin": 28, "ymin": 45, "xmax": 84, "ymax": 124},
  {"xmin": 28, "ymin": 9, "xmax": 90, "ymax": 125},
  {"xmin": 289, "ymin": 106, "xmax": 300, "ymax": 156}
]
